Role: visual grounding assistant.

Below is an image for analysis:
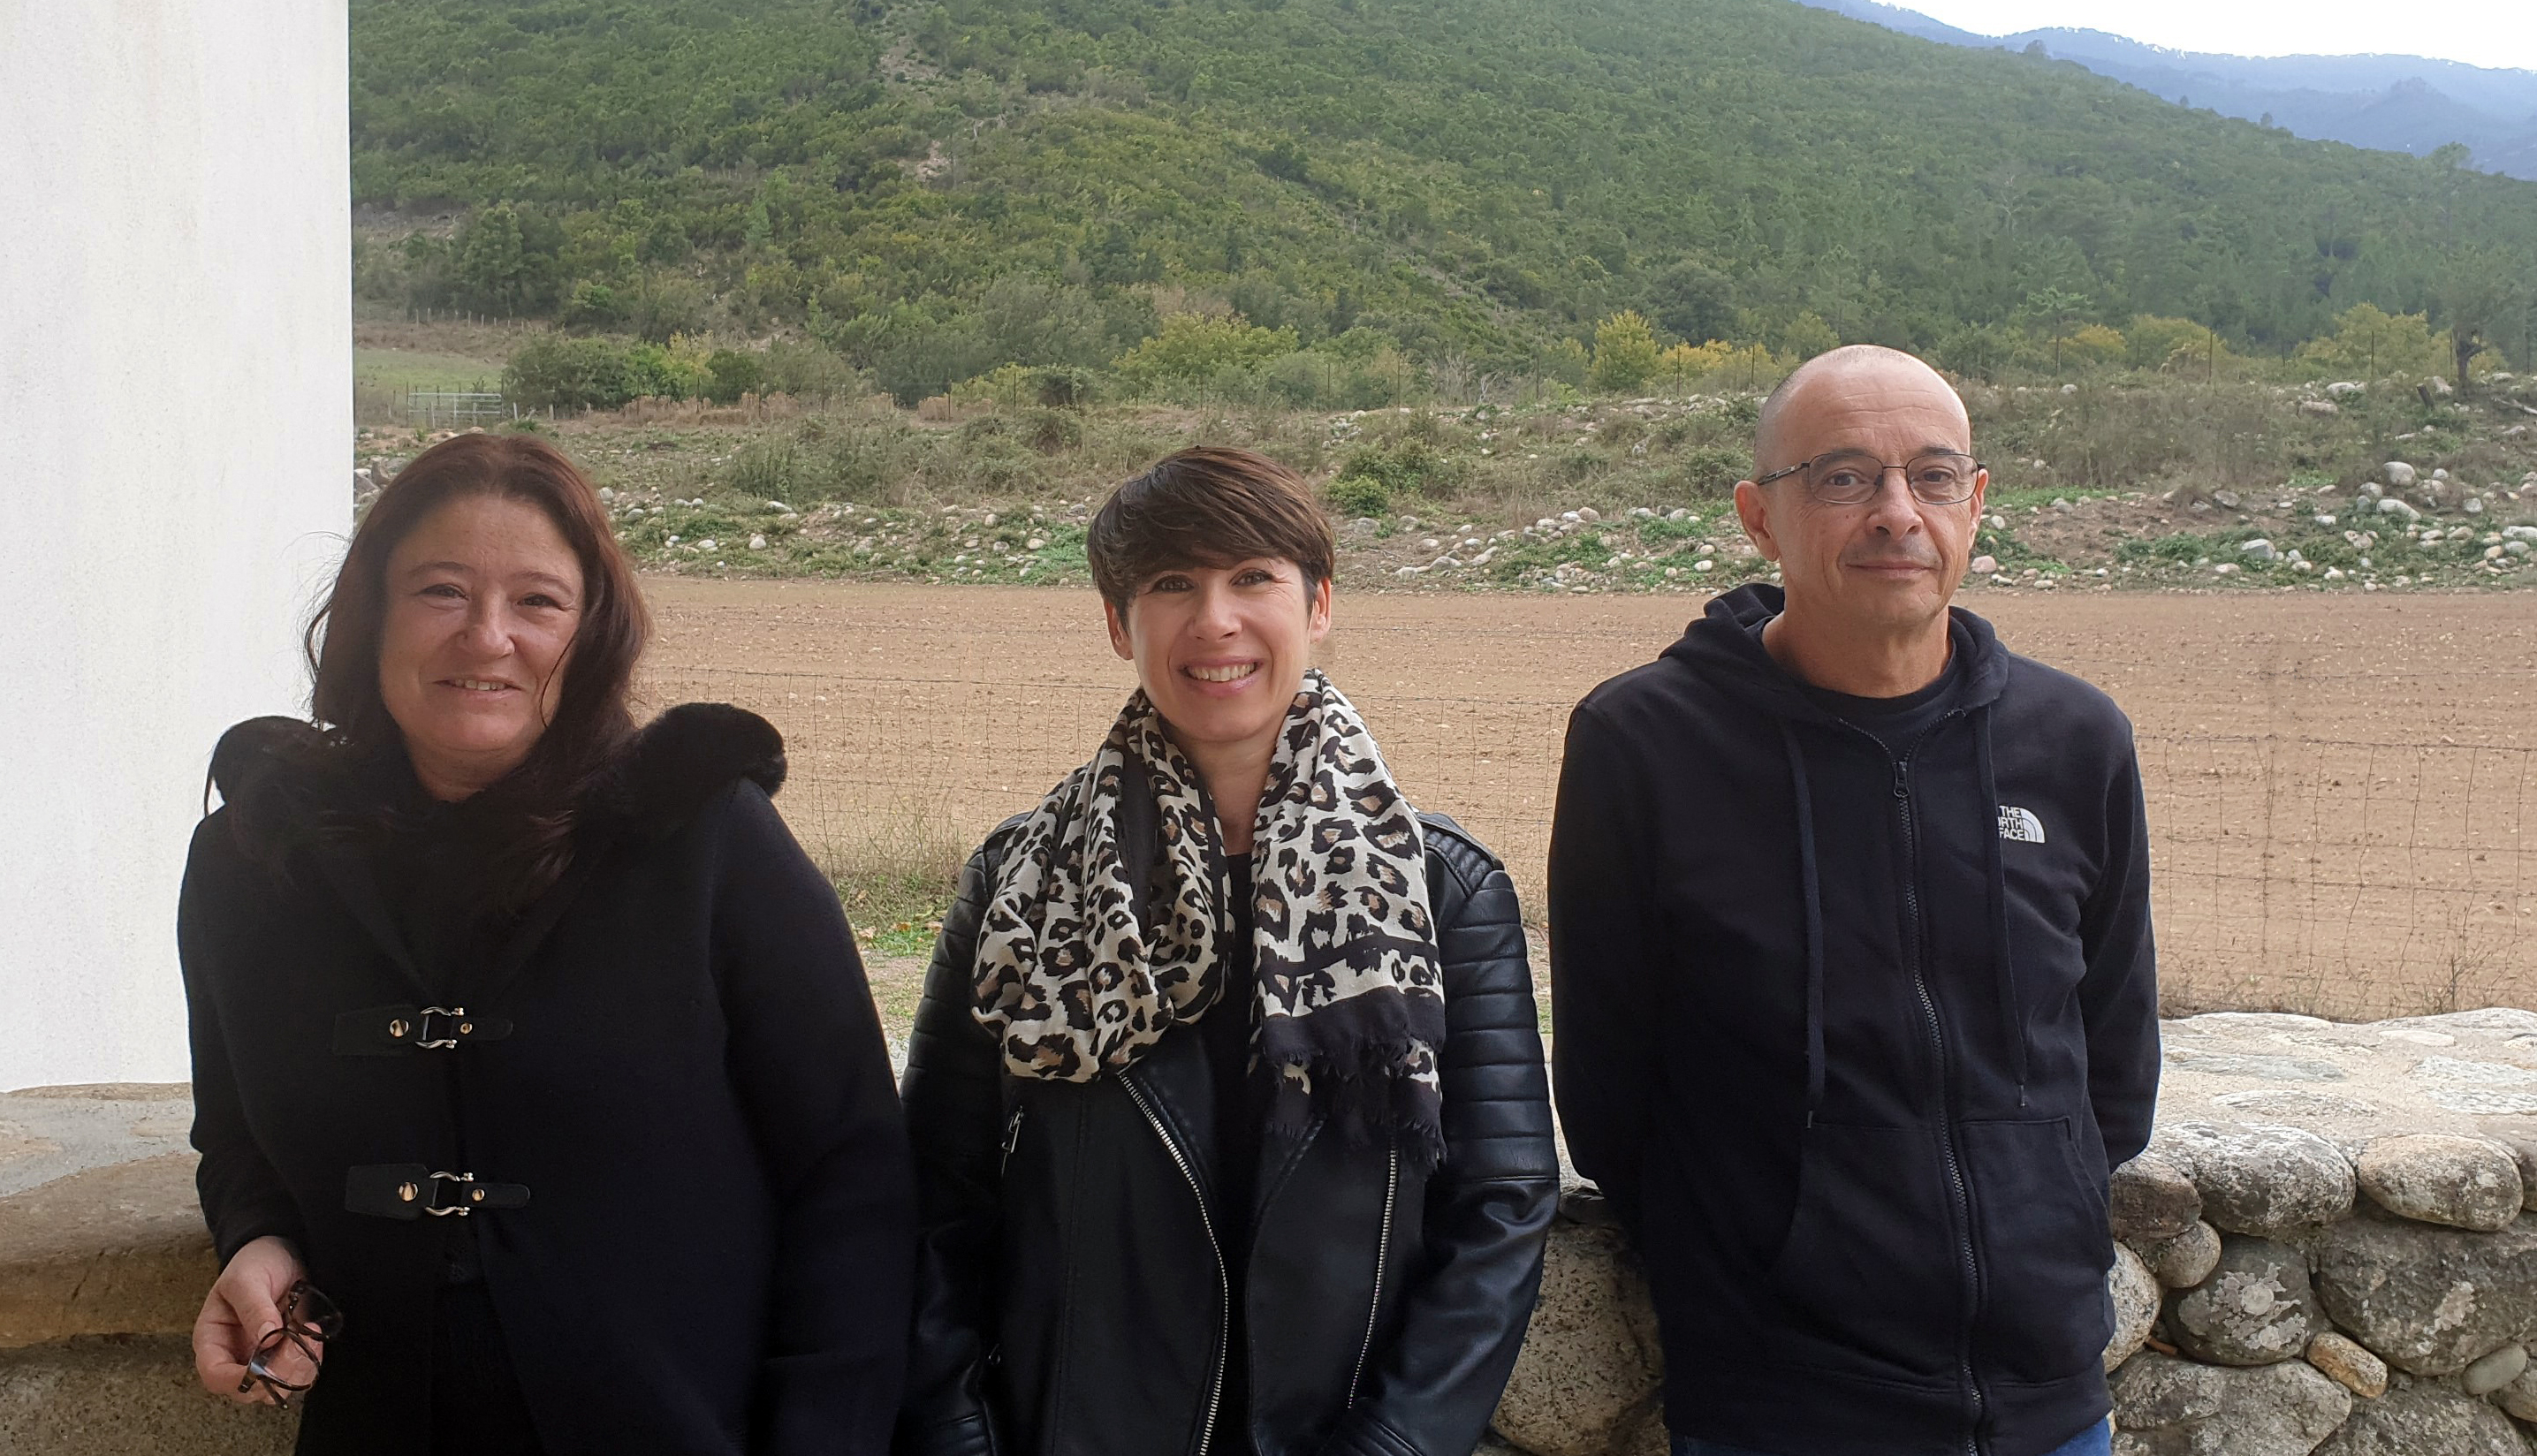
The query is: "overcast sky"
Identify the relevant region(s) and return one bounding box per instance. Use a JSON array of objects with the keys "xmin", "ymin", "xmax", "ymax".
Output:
[{"xmin": 1895, "ymin": 1, "xmax": 2537, "ymax": 72}]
